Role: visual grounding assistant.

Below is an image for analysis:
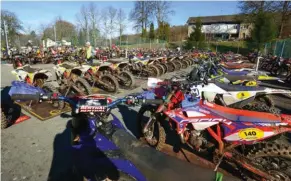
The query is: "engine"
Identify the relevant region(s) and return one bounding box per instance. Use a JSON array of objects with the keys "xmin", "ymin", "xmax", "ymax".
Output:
[{"xmin": 186, "ymin": 130, "xmax": 209, "ymax": 152}]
